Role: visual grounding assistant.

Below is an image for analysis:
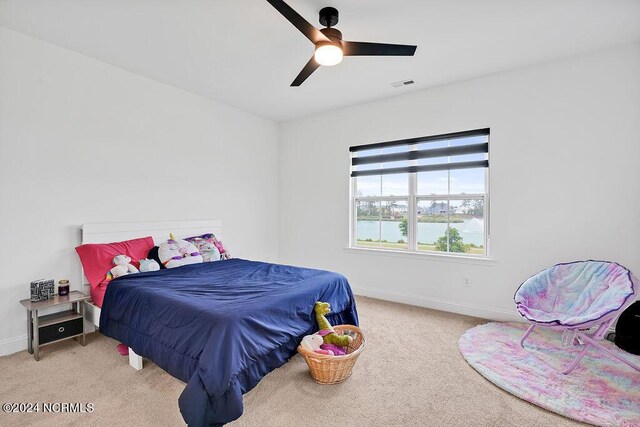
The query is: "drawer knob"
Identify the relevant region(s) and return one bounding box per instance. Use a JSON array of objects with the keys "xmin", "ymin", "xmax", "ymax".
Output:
[{"xmin": 58, "ymin": 326, "xmax": 65, "ymax": 333}]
